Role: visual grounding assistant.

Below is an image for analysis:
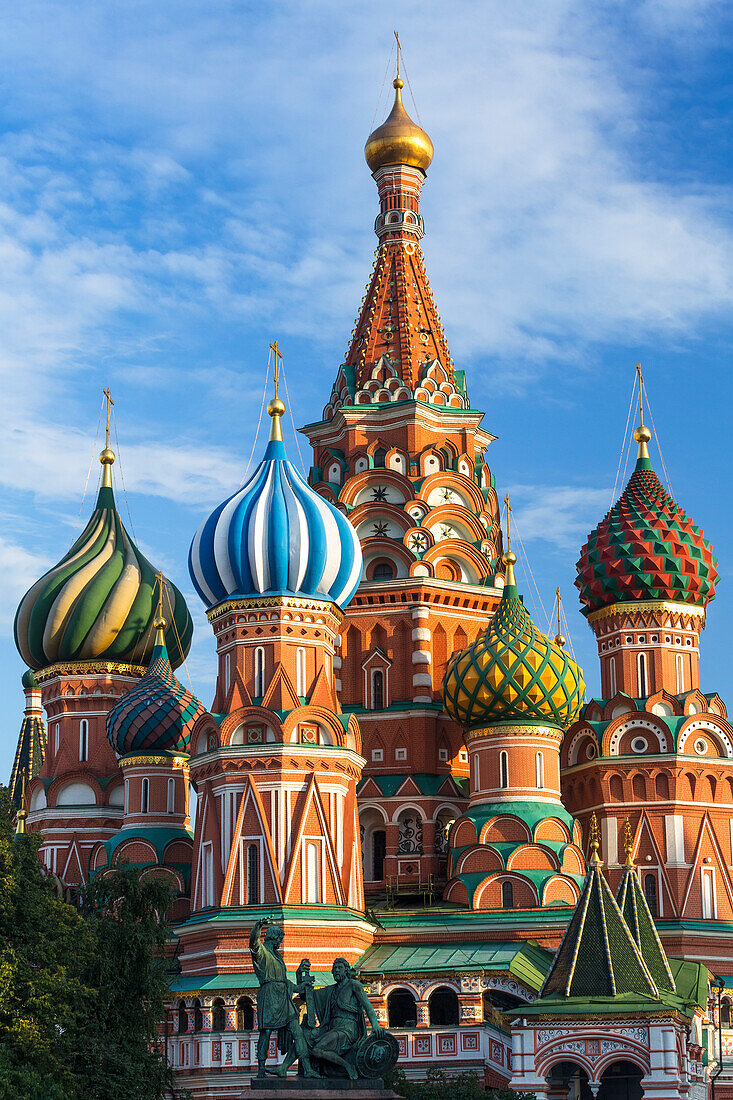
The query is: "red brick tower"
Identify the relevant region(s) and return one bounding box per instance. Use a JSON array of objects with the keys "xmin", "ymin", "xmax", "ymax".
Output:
[
  {"xmin": 301, "ymin": 73, "xmax": 504, "ymax": 896},
  {"xmin": 562, "ymin": 381, "xmax": 733, "ymax": 963},
  {"xmin": 14, "ymin": 405, "xmax": 194, "ymax": 885},
  {"xmin": 184, "ymin": 389, "xmax": 371, "ymax": 971}
]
